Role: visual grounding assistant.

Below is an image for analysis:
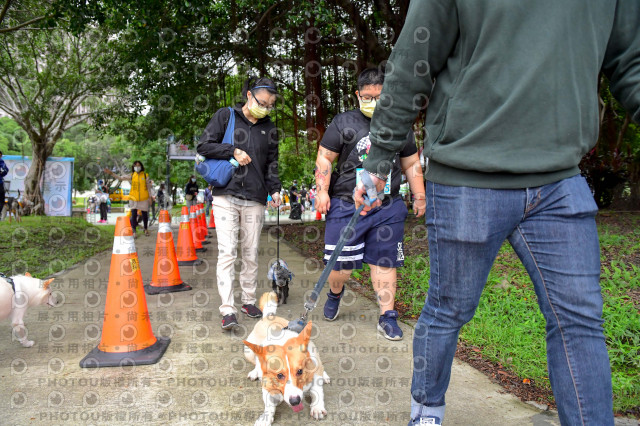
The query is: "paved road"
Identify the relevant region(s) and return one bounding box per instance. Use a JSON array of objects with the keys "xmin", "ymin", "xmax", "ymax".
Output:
[{"xmin": 3, "ymin": 218, "xmax": 635, "ymax": 425}]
